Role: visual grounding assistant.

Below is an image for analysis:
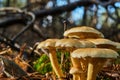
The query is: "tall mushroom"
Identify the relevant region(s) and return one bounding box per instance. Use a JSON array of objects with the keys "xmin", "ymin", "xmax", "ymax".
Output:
[
  {"xmin": 71, "ymin": 48, "xmax": 119, "ymax": 80},
  {"xmin": 36, "ymin": 39, "xmax": 65, "ymax": 80},
  {"xmin": 55, "ymin": 39, "xmax": 84, "ymax": 80},
  {"xmin": 55, "ymin": 39, "xmax": 95, "ymax": 80},
  {"xmin": 63, "ymin": 26, "xmax": 104, "ymax": 39}
]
